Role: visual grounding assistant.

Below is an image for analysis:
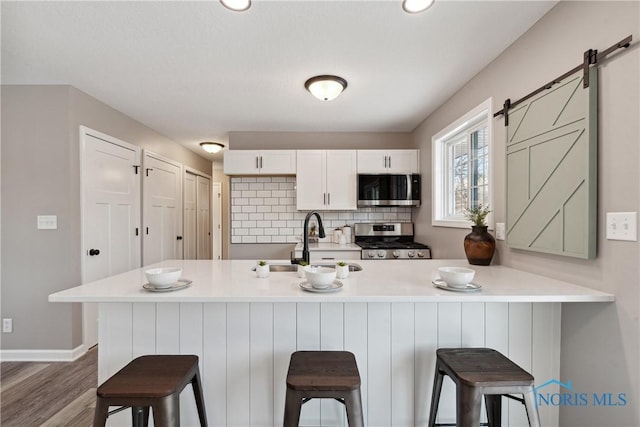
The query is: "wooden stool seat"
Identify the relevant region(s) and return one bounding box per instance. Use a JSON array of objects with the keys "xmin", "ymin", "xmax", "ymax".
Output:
[
  {"xmin": 428, "ymin": 348, "xmax": 541, "ymax": 427},
  {"xmin": 284, "ymin": 351, "xmax": 364, "ymax": 427},
  {"xmin": 94, "ymin": 355, "xmax": 207, "ymax": 427}
]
